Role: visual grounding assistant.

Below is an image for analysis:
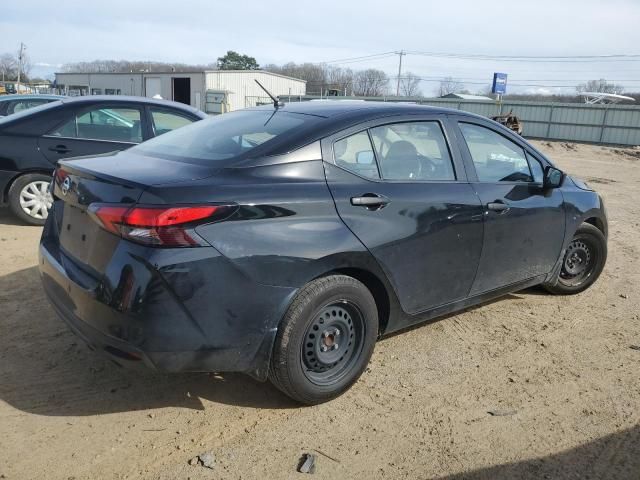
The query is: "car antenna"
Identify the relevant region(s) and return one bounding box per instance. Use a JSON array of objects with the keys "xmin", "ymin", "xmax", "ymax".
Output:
[{"xmin": 255, "ymin": 80, "xmax": 284, "ymax": 109}]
